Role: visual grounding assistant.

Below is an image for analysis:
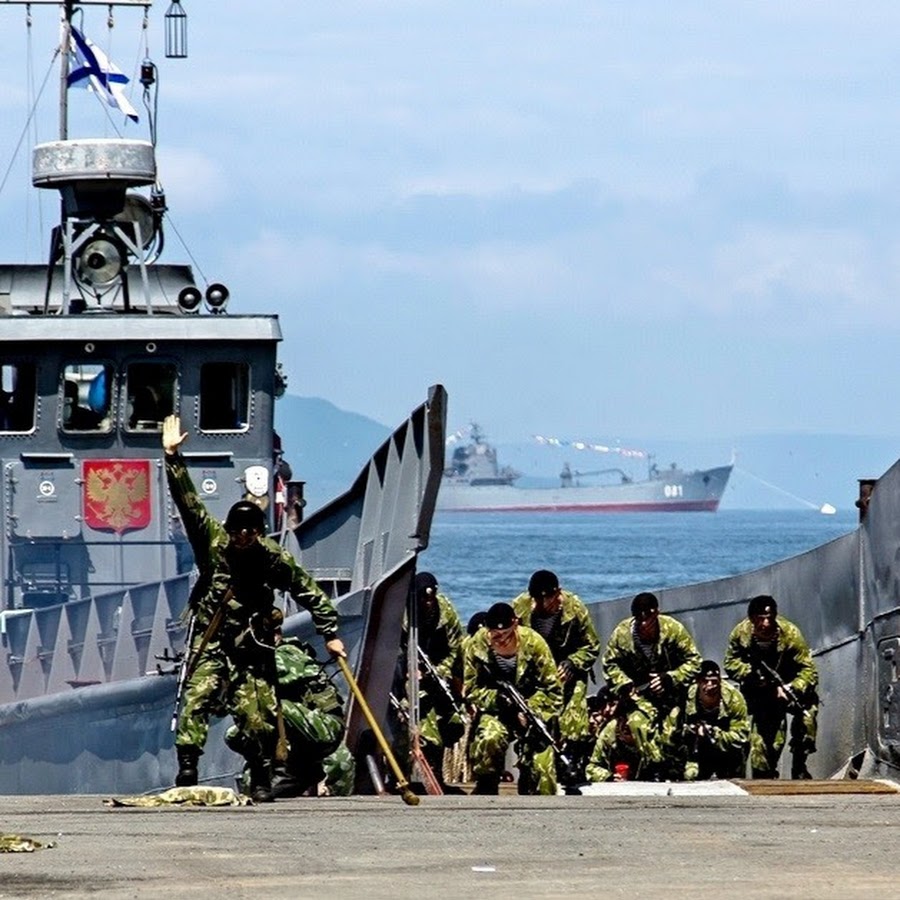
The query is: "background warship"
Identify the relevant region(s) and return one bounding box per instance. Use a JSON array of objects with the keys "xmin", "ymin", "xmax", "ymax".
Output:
[
  {"xmin": 0, "ymin": 0, "xmax": 445, "ymax": 794},
  {"xmin": 439, "ymin": 424, "xmax": 732, "ymax": 513}
]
